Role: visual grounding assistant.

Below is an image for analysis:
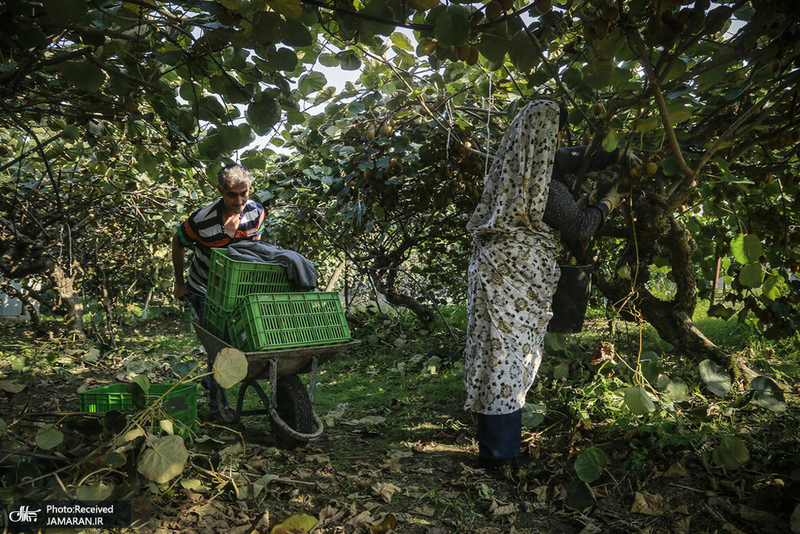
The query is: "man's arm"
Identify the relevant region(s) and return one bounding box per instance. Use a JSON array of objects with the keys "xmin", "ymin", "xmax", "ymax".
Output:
[
  {"xmin": 172, "ymin": 234, "xmax": 189, "ymax": 299},
  {"xmin": 555, "ymin": 146, "xmax": 619, "ymax": 175}
]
